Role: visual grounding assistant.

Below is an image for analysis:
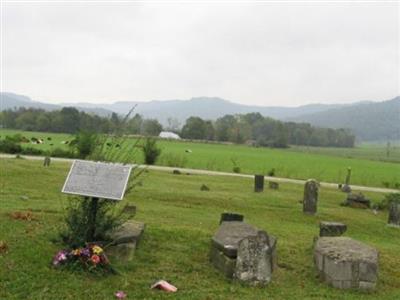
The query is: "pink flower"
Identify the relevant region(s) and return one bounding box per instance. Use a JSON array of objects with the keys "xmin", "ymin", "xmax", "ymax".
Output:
[
  {"xmin": 91, "ymin": 254, "xmax": 100, "ymax": 264},
  {"xmin": 115, "ymin": 291, "xmax": 127, "ymax": 299},
  {"xmin": 53, "ymin": 250, "xmax": 68, "ymax": 266}
]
